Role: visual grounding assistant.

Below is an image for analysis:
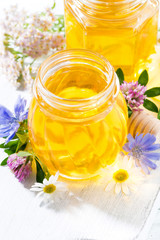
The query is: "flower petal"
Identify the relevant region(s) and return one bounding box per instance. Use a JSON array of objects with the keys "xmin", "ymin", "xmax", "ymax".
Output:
[
  {"xmin": 5, "ymin": 122, "xmax": 19, "ymax": 143},
  {"xmin": 0, "ymin": 129, "xmax": 11, "ymax": 137},
  {"xmin": 114, "ymin": 183, "xmax": 121, "ymax": 194},
  {"xmin": 135, "ymin": 133, "xmax": 144, "ymax": 144},
  {"xmin": 143, "ymin": 152, "xmax": 160, "ymax": 161},
  {"xmin": 105, "ymin": 181, "xmax": 115, "ymax": 192},
  {"xmin": 43, "ymin": 178, "xmax": 49, "ymax": 185},
  {"xmin": 128, "ymin": 140, "xmax": 136, "ymax": 150},
  {"xmin": 127, "ymin": 134, "xmax": 135, "ymax": 145},
  {"xmin": 140, "ymin": 134, "xmax": 156, "ymax": 148},
  {"xmin": 30, "ymin": 188, "xmax": 43, "ymax": 192},
  {"xmin": 139, "ymin": 161, "xmax": 150, "ymax": 174},
  {"xmin": 36, "ymin": 191, "xmax": 44, "ymax": 198},
  {"xmin": 19, "ymin": 110, "xmax": 28, "ymax": 121},
  {"xmin": 123, "ymin": 143, "xmax": 131, "ymax": 152},
  {"xmin": 48, "ymin": 175, "xmax": 56, "ymax": 184},
  {"xmin": 32, "ymin": 183, "xmax": 44, "ymax": 188},
  {"xmin": 5, "ymin": 130, "xmax": 16, "ymax": 144},
  {"xmin": 0, "ymin": 121, "xmax": 19, "ymax": 138},
  {"xmin": 0, "ymin": 124, "xmax": 11, "ymax": 131},
  {"xmin": 143, "ymin": 144, "xmax": 160, "ymax": 152},
  {"xmin": 0, "ymin": 118, "xmax": 12, "ymax": 125},
  {"xmin": 142, "ymin": 158, "xmax": 157, "ymax": 170},
  {"xmin": 122, "ymin": 182, "xmax": 130, "ymax": 195},
  {"xmin": 0, "ymin": 105, "xmax": 13, "ymax": 121},
  {"xmin": 48, "ymin": 172, "xmax": 60, "ymax": 184},
  {"xmin": 135, "ymin": 159, "xmax": 141, "ymax": 168},
  {"xmin": 14, "ymin": 96, "xmax": 27, "ymax": 120}
]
